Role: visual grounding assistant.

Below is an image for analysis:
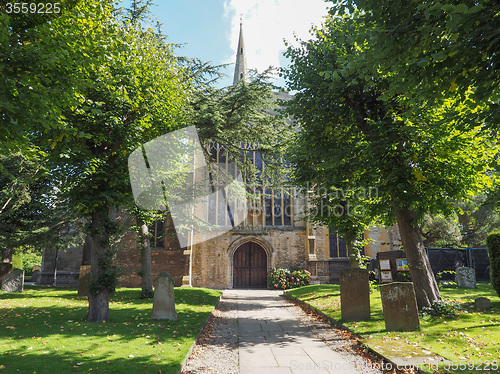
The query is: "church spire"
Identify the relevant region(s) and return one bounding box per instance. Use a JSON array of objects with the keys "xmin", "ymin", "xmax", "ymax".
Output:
[{"xmin": 233, "ymin": 18, "xmax": 248, "ymax": 84}]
